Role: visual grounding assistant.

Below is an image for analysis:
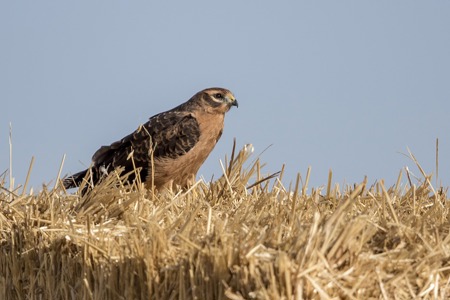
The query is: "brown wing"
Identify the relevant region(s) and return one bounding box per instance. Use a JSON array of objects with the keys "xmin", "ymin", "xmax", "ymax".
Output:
[{"xmin": 91, "ymin": 111, "xmax": 200, "ymax": 183}]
